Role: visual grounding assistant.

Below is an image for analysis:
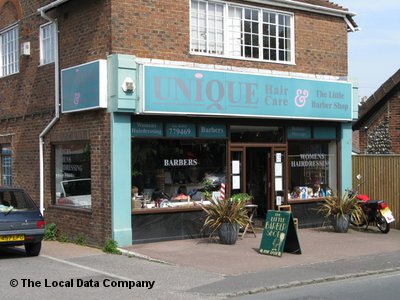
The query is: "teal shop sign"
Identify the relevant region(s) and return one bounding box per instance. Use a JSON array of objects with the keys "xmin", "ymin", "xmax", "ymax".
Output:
[
  {"xmin": 198, "ymin": 124, "xmax": 226, "ymax": 138},
  {"xmin": 132, "ymin": 122, "xmax": 163, "ymax": 137},
  {"xmin": 166, "ymin": 123, "xmax": 196, "ymax": 138},
  {"xmin": 61, "ymin": 60, "xmax": 107, "ymax": 113},
  {"xmin": 143, "ymin": 65, "xmax": 352, "ymax": 121},
  {"xmin": 287, "ymin": 127, "xmax": 311, "ymax": 139}
]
